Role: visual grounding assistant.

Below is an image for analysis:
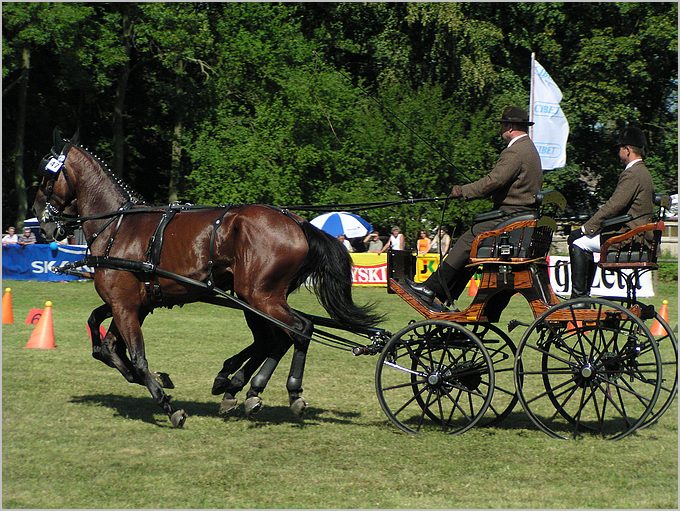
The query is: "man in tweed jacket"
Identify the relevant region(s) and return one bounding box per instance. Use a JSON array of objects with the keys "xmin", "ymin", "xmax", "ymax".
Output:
[
  {"xmin": 567, "ymin": 126, "xmax": 655, "ymax": 304},
  {"xmin": 406, "ymin": 106, "xmax": 543, "ymax": 311}
]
